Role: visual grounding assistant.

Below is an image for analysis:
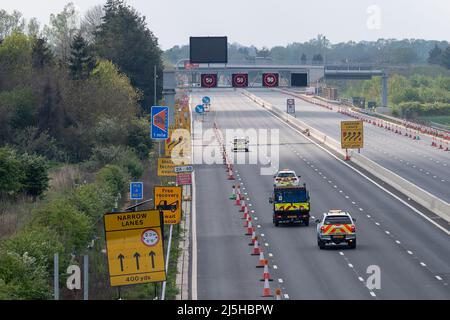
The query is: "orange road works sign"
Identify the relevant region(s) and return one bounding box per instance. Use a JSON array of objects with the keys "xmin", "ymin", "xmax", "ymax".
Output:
[
  {"xmin": 104, "ymin": 210, "xmax": 166, "ymax": 287},
  {"xmin": 154, "ymin": 186, "xmax": 182, "ymax": 224},
  {"xmin": 341, "ymin": 120, "xmax": 364, "ymax": 149}
]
